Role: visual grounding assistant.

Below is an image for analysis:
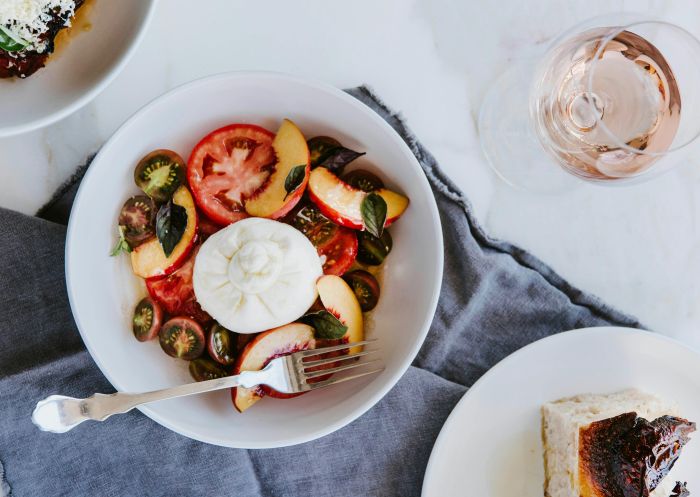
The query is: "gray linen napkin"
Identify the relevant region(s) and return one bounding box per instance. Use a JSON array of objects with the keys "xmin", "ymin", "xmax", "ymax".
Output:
[{"xmin": 0, "ymin": 86, "xmax": 640, "ymax": 497}]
